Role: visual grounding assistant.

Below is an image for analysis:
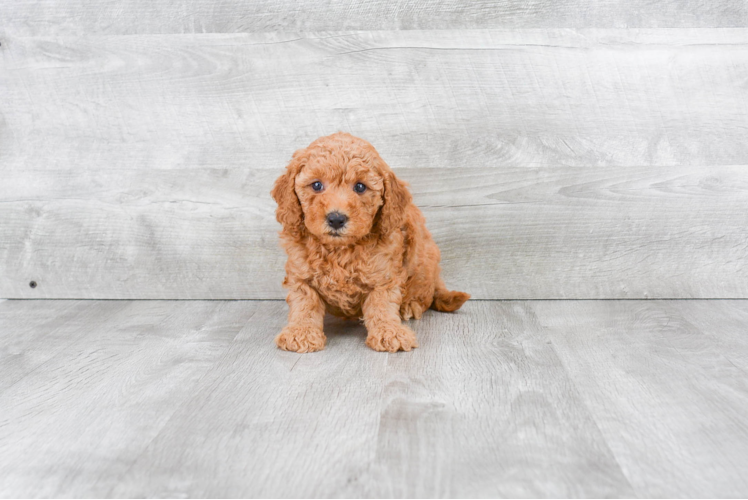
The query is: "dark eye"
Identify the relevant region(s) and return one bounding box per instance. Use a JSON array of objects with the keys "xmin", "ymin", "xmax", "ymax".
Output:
[
  {"xmin": 311, "ymin": 181, "xmax": 323, "ymax": 192},
  {"xmin": 354, "ymin": 182, "xmax": 367, "ymax": 193}
]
